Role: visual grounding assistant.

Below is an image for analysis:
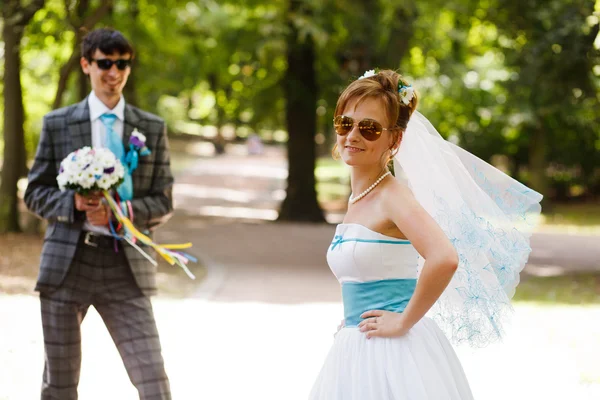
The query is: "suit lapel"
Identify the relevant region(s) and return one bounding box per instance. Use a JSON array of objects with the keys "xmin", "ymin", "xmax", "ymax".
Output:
[
  {"xmin": 68, "ymin": 98, "xmax": 92, "ymax": 150},
  {"xmin": 123, "ymin": 104, "xmax": 140, "ymax": 152},
  {"xmin": 123, "ymin": 104, "xmax": 142, "ymax": 195}
]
